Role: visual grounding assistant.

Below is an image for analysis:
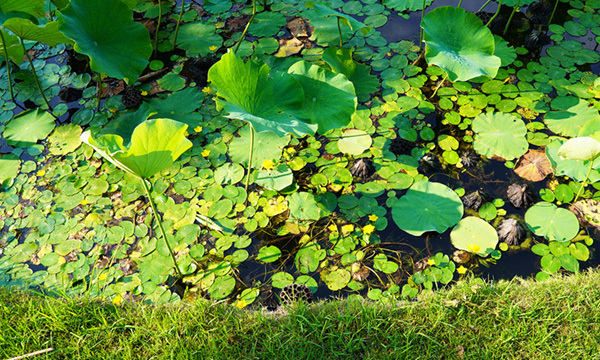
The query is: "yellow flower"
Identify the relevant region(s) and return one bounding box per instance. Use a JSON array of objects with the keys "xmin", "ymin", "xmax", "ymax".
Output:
[
  {"xmin": 328, "ymin": 224, "xmax": 338, "ymax": 233},
  {"xmin": 209, "ymin": 45, "xmax": 218, "ymax": 51},
  {"xmin": 36, "ymin": 170, "xmax": 45, "ymax": 177},
  {"xmin": 342, "ymin": 224, "xmax": 355, "ymax": 233},
  {"xmin": 141, "ymin": 90, "xmax": 148, "ymax": 96},
  {"xmin": 201, "ymin": 149, "xmax": 210, "ymax": 157},
  {"xmin": 368, "ymin": 214, "xmax": 378, "ymax": 222},
  {"xmin": 427, "ymin": 258, "xmax": 436, "ymax": 266},
  {"xmin": 363, "ymin": 224, "xmax": 375, "ymax": 235},
  {"xmin": 184, "ymin": 131, "xmax": 189, "ymax": 136},
  {"xmin": 112, "ymin": 294, "xmax": 124, "ymax": 306},
  {"xmin": 98, "ymin": 273, "xmax": 108, "ymax": 281},
  {"xmin": 194, "ymin": 126, "xmax": 203, "ymax": 133},
  {"xmin": 202, "ymin": 87, "xmax": 212, "ymax": 93},
  {"xmin": 263, "ymin": 159, "xmax": 275, "ymax": 170},
  {"xmin": 457, "ymin": 266, "xmax": 468, "ymax": 275},
  {"xmin": 235, "ymin": 299, "xmax": 247, "ymax": 308},
  {"xmin": 80, "ymin": 199, "xmax": 89, "ymax": 206},
  {"xmin": 467, "ymin": 243, "xmax": 481, "ymax": 254}
]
